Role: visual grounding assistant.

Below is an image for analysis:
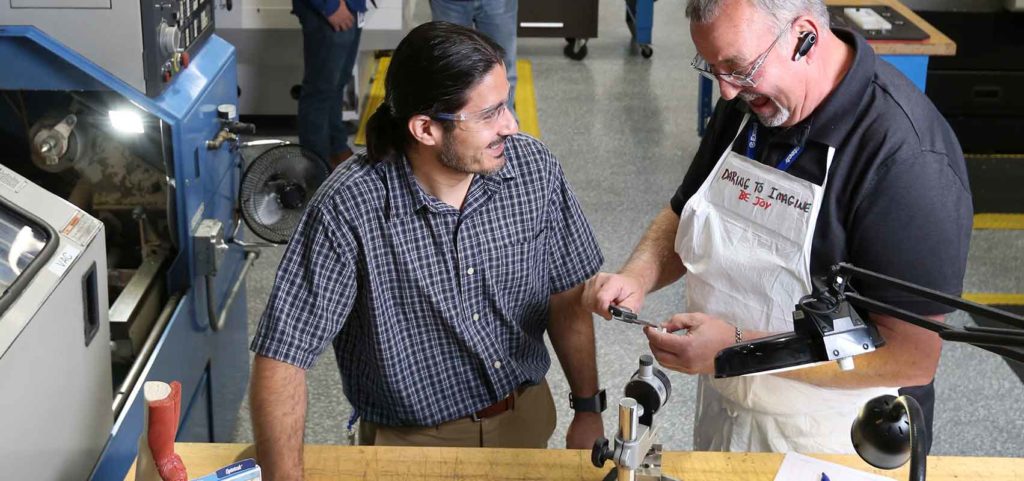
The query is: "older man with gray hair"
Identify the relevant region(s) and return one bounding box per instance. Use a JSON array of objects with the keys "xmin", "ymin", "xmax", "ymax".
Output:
[{"xmin": 583, "ymin": 0, "xmax": 971, "ymax": 454}]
